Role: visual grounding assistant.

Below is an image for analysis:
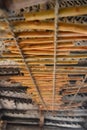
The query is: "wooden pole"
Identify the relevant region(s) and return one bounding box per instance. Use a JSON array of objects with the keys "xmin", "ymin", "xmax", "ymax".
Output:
[
  {"xmin": 1, "ymin": 31, "xmax": 87, "ymax": 39},
  {"xmin": 1, "ymin": 21, "xmax": 87, "ymax": 34},
  {"xmin": 24, "ymin": 6, "xmax": 87, "ymax": 21},
  {"xmin": 14, "ymin": 21, "xmax": 87, "ymax": 34}
]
